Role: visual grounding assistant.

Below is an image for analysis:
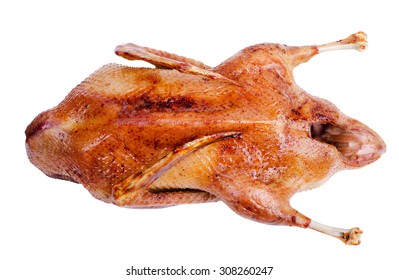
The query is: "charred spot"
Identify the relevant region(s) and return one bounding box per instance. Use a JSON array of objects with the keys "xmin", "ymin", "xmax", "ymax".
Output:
[
  {"xmin": 153, "ymin": 138, "xmax": 160, "ymax": 149},
  {"xmin": 58, "ymin": 132, "xmax": 66, "ymax": 142},
  {"xmin": 157, "ymin": 98, "xmax": 173, "ymax": 109},
  {"xmin": 247, "ymin": 45, "xmax": 262, "ymax": 53},
  {"xmin": 314, "ymin": 113, "xmax": 331, "ymax": 122},
  {"xmin": 244, "ymin": 204, "xmax": 256, "ymax": 213},
  {"xmin": 120, "ymin": 94, "xmax": 197, "ymax": 115},
  {"xmin": 135, "ymin": 95, "xmax": 155, "ymax": 110},
  {"xmin": 176, "ymin": 96, "xmax": 195, "ymax": 108},
  {"xmin": 291, "ymin": 108, "xmax": 301, "ymax": 116},
  {"xmin": 156, "ymin": 96, "xmax": 195, "ymax": 109}
]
